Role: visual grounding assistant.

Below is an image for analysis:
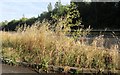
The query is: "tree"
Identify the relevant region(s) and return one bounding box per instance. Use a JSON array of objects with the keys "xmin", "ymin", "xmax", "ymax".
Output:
[
  {"xmin": 47, "ymin": 2, "xmax": 52, "ymax": 12},
  {"xmin": 65, "ymin": 2, "xmax": 82, "ymax": 38},
  {"xmin": 38, "ymin": 11, "xmax": 52, "ymax": 22},
  {"xmin": 54, "ymin": 0, "xmax": 62, "ymax": 9},
  {"xmin": 4, "ymin": 19, "xmax": 19, "ymax": 31},
  {"xmin": 52, "ymin": 0, "xmax": 63, "ymax": 20},
  {"xmin": 67, "ymin": 2, "xmax": 81, "ymax": 27},
  {"xmin": 0, "ymin": 20, "xmax": 8, "ymax": 27},
  {"xmin": 51, "ymin": 5, "xmax": 68, "ymax": 20},
  {"xmin": 20, "ymin": 14, "xmax": 27, "ymax": 22}
]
